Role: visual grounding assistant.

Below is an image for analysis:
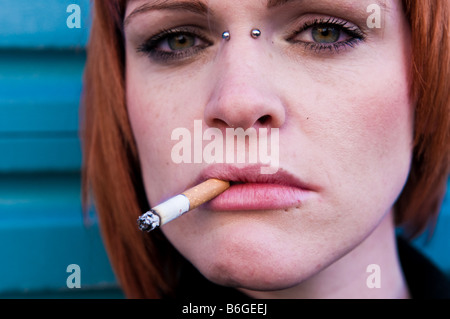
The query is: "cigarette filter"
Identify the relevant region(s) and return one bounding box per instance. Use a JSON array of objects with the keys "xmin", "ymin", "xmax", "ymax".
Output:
[{"xmin": 137, "ymin": 178, "xmax": 230, "ymax": 232}]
